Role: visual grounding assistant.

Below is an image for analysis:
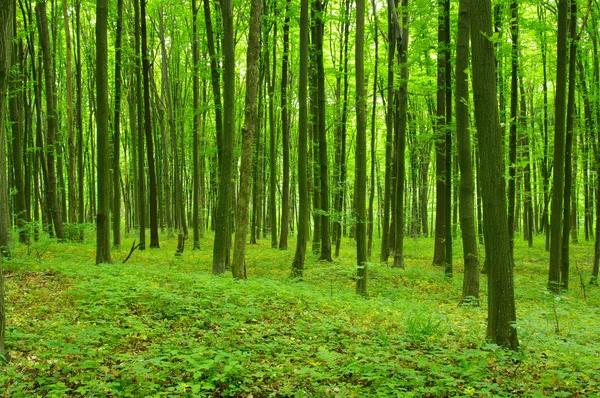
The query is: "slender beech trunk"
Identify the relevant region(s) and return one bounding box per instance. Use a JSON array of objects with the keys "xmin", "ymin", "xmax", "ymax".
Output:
[
  {"xmin": 268, "ymin": 17, "xmax": 278, "ymax": 249},
  {"xmin": 291, "ymin": 0, "xmax": 309, "ymax": 278},
  {"xmin": 141, "ymin": 0, "xmax": 159, "ymax": 248},
  {"xmin": 279, "ymin": 0, "xmax": 291, "ymax": 250},
  {"xmin": 507, "ymin": 0, "xmax": 518, "ymax": 254},
  {"xmin": 232, "ymin": 0, "xmax": 261, "ymax": 278},
  {"xmin": 393, "ymin": 0, "xmax": 408, "ymax": 270},
  {"xmin": 0, "ymin": 0, "xmax": 10, "ymax": 356},
  {"xmin": 96, "ymin": 0, "xmax": 112, "ymax": 264},
  {"xmin": 381, "ymin": 0, "xmax": 396, "ymax": 263},
  {"xmin": 315, "ymin": 0, "xmax": 332, "ymax": 261},
  {"xmin": 213, "ymin": 0, "xmax": 235, "ymax": 273},
  {"xmin": 560, "ymin": 0, "xmax": 577, "ymax": 290},
  {"xmin": 62, "ymin": 0, "xmax": 76, "ymax": 226},
  {"xmin": 548, "ymin": 0, "xmax": 569, "ymax": 293},
  {"xmin": 355, "ymin": 0, "xmax": 368, "ymax": 294},
  {"xmin": 134, "ymin": 0, "xmax": 146, "ymax": 250},
  {"xmin": 111, "ymin": 0, "xmax": 123, "ymax": 247},
  {"xmin": 9, "ymin": 37, "xmax": 28, "ymax": 244},
  {"xmin": 470, "ymin": 0, "xmax": 518, "ymax": 350},
  {"xmin": 367, "ymin": 0, "xmax": 378, "ymax": 259},
  {"xmin": 192, "ymin": 0, "xmax": 201, "ymax": 249},
  {"xmin": 433, "ymin": 0, "xmax": 447, "ymax": 266},
  {"xmin": 76, "ymin": 0, "xmax": 84, "ymax": 239},
  {"xmin": 36, "ymin": 1, "xmax": 65, "ymax": 240},
  {"xmin": 455, "ymin": 0, "xmax": 479, "ymax": 302}
]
